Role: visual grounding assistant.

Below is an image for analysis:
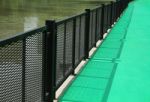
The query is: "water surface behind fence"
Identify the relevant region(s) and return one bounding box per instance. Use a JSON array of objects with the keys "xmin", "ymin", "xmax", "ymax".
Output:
[{"xmin": 0, "ymin": 0, "xmax": 112, "ymax": 39}]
